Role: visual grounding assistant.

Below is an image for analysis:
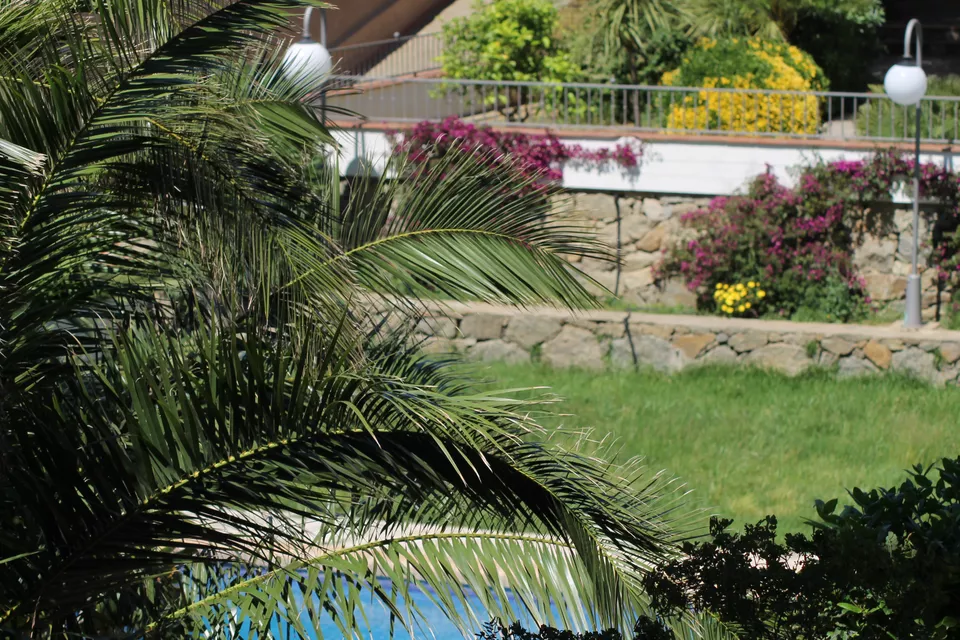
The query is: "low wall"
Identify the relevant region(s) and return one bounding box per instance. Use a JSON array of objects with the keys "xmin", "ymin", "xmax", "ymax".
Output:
[
  {"xmin": 332, "ymin": 125, "xmax": 956, "ymax": 197},
  {"xmin": 411, "ymin": 301, "xmax": 960, "ymax": 385},
  {"xmin": 562, "ymin": 191, "xmax": 945, "ymax": 320}
]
